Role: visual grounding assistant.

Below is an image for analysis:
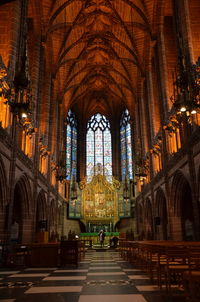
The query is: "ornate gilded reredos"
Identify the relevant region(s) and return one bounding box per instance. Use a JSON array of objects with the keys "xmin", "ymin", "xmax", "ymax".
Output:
[{"xmin": 79, "ymin": 178, "xmax": 86, "ymax": 190}]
